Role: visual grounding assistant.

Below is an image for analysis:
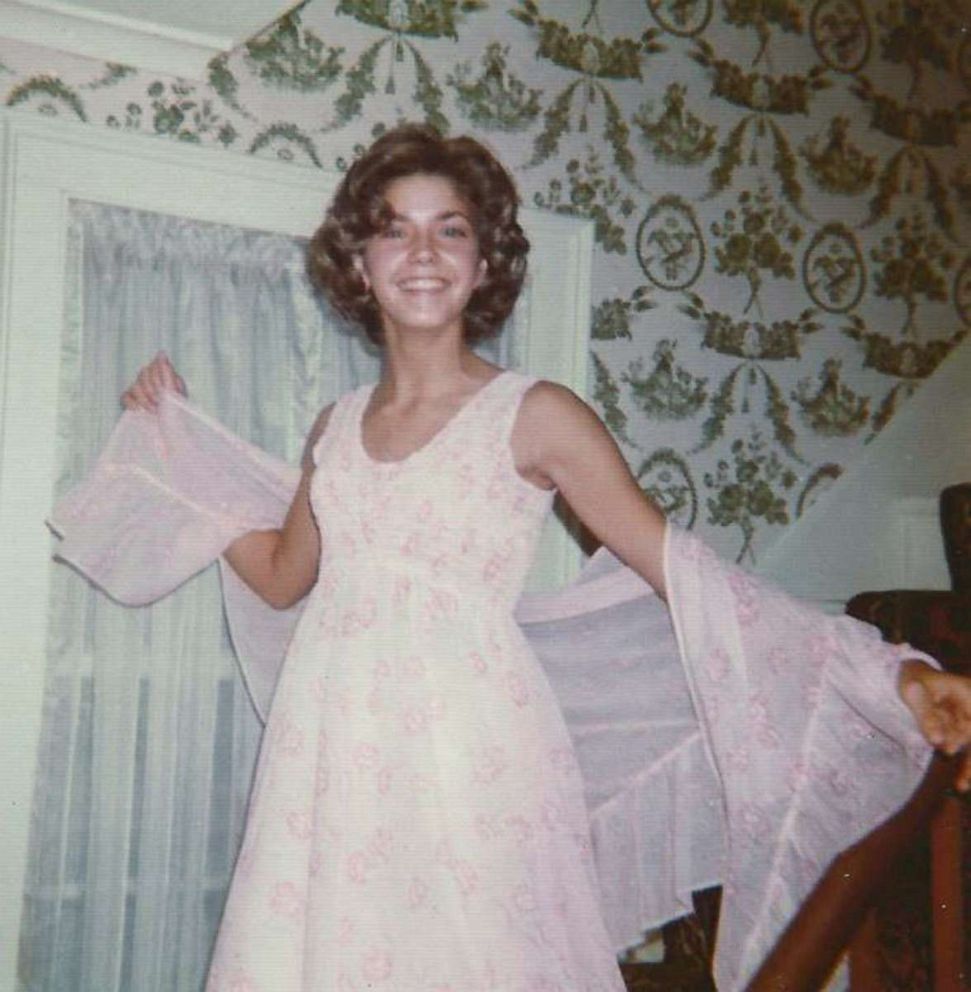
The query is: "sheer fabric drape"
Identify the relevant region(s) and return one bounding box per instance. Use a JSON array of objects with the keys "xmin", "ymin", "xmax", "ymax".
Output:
[{"xmin": 18, "ymin": 201, "xmax": 358, "ymax": 991}]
